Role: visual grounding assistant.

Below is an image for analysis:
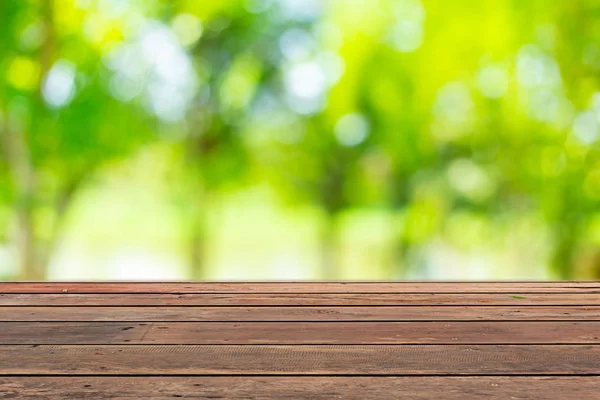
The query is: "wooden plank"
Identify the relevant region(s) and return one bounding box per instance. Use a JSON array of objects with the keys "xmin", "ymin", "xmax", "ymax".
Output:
[
  {"xmin": 1, "ymin": 321, "xmax": 599, "ymax": 344},
  {"xmin": 2, "ymin": 281, "xmax": 600, "ymax": 293},
  {"xmin": 2, "ymin": 293, "xmax": 600, "ymax": 306},
  {"xmin": 0, "ymin": 345, "xmax": 599, "ymax": 375},
  {"xmin": 2, "ymin": 305, "xmax": 599, "ymax": 321},
  {"xmin": 2, "ymin": 377, "xmax": 600, "ymax": 399}
]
